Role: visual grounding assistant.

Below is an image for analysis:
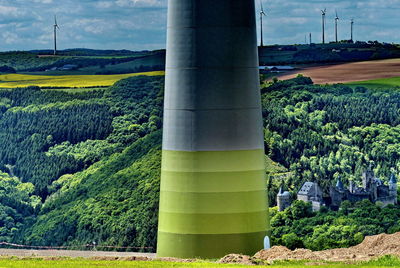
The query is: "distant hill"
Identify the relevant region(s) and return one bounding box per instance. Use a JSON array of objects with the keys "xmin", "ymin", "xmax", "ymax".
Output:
[
  {"xmin": 259, "ymin": 42, "xmax": 400, "ymax": 65},
  {"xmin": 0, "ymin": 50, "xmax": 165, "ymax": 74},
  {"xmin": 1, "ymin": 42, "xmax": 400, "ymax": 75},
  {"xmin": 29, "ymin": 48, "xmax": 153, "ymax": 57}
]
